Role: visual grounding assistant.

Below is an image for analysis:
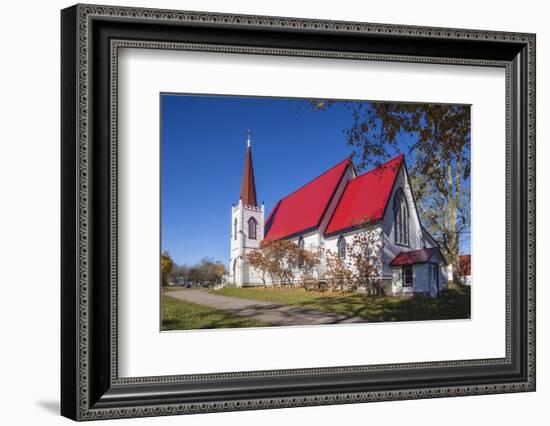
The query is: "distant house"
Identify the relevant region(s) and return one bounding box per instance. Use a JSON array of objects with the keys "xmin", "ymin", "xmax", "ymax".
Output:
[
  {"xmin": 168, "ymin": 276, "xmax": 186, "ymax": 286},
  {"xmin": 459, "ymin": 255, "xmax": 471, "ymax": 286},
  {"xmin": 229, "ymin": 136, "xmax": 447, "ymax": 297}
]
